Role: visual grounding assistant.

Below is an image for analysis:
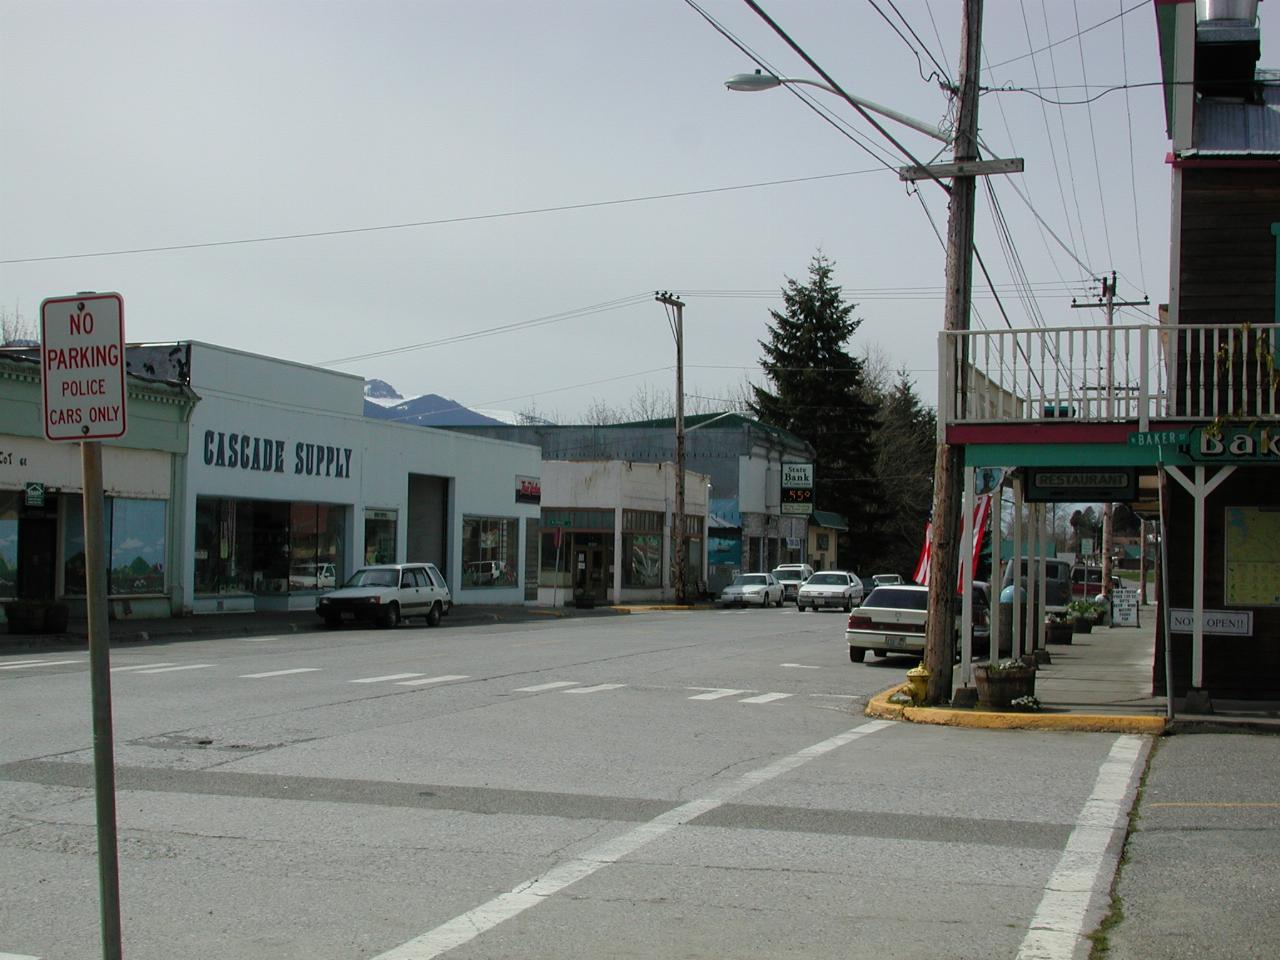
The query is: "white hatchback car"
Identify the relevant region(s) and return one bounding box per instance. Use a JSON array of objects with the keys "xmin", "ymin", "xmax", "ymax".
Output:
[
  {"xmin": 317, "ymin": 563, "xmax": 452, "ymax": 629},
  {"xmin": 719, "ymin": 572, "xmax": 784, "ymax": 608},
  {"xmin": 796, "ymin": 570, "xmax": 863, "ymax": 612}
]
